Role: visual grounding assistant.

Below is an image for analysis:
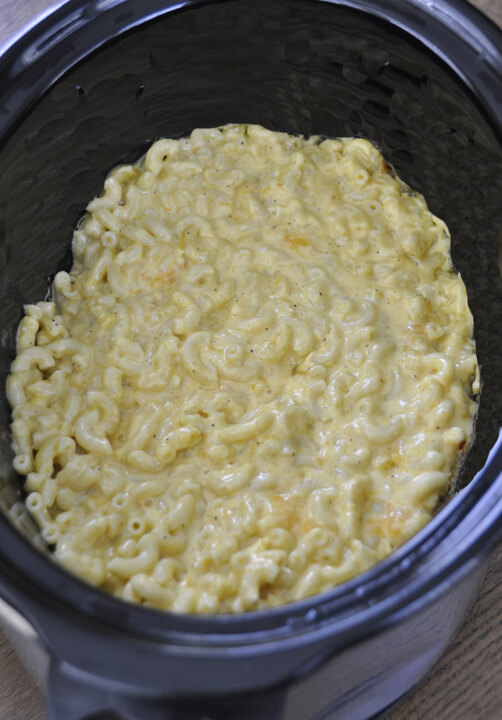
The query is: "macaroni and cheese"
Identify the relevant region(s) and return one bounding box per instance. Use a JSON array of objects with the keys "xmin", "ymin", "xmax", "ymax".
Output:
[{"xmin": 7, "ymin": 125, "xmax": 478, "ymax": 612}]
